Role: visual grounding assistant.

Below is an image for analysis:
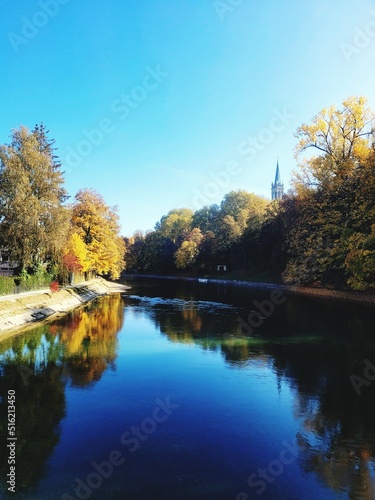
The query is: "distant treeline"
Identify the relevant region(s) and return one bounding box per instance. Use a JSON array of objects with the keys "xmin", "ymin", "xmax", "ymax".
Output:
[{"xmin": 125, "ymin": 96, "xmax": 375, "ymax": 291}]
